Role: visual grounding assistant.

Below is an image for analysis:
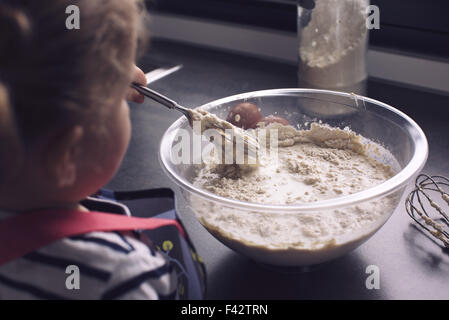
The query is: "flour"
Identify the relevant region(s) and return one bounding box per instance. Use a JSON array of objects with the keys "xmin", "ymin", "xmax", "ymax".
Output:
[
  {"xmin": 195, "ymin": 123, "xmax": 391, "ymax": 204},
  {"xmin": 188, "ymin": 108, "xmax": 259, "ymax": 166},
  {"xmin": 189, "ymin": 108, "xmax": 234, "ymax": 133},
  {"xmin": 299, "ymin": 0, "xmax": 369, "ymax": 88},
  {"xmin": 191, "ymin": 123, "xmax": 399, "ymax": 265},
  {"xmin": 299, "ymin": 0, "xmax": 367, "ymax": 68}
]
